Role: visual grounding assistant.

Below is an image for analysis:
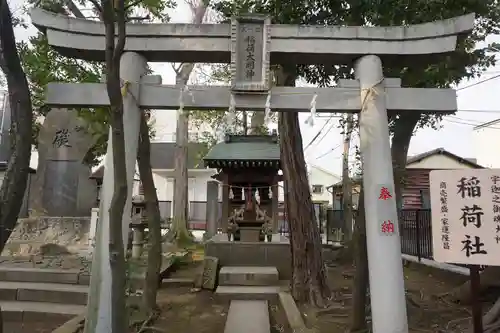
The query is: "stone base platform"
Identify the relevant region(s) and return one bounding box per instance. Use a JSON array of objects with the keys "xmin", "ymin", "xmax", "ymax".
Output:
[{"xmin": 205, "ymin": 234, "xmax": 291, "ymax": 279}]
